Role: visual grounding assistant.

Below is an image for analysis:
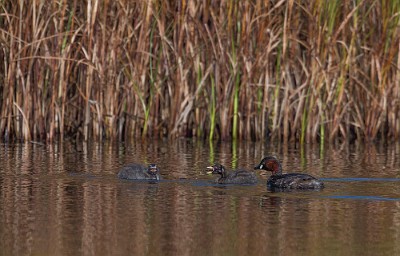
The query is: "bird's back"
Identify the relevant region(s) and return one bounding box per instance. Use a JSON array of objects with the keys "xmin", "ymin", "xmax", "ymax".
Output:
[
  {"xmin": 267, "ymin": 173, "xmax": 324, "ymax": 189},
  {"xmin": 221, "ymin": 169, "xmax": 258, "ymax": 184},
  {"xmin": 118, "ymin": 164, "xmax": 152, "ymax": 180}
]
